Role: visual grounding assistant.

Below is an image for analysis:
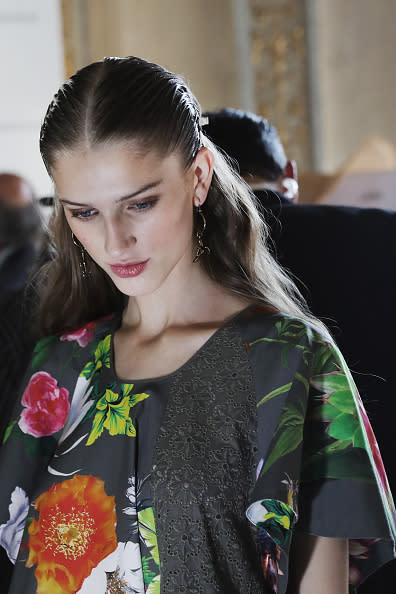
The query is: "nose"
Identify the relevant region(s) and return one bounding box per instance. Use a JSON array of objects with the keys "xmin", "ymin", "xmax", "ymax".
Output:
[{"xmin": 104, "ymin": 216, "xmax": 136, "ymax": 258}]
